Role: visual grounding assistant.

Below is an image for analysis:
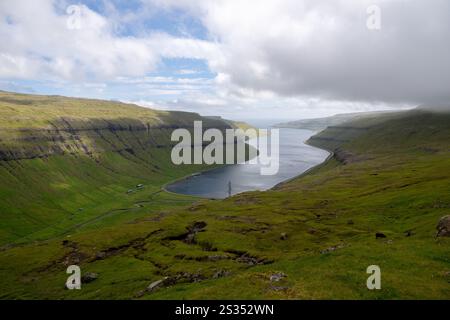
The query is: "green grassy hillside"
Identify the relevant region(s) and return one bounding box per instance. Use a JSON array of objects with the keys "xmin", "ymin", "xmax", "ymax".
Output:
[
  {"xmin": 0, "ymin": 93, "xmax": 449, "ymax": 299},
  {"xmin": 0, "ymin": 91, "xmax": 239, "ymax": 245},
  {"xmin": 274, "ymin": 110, "xmax": 397, "ymax": 131}
]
